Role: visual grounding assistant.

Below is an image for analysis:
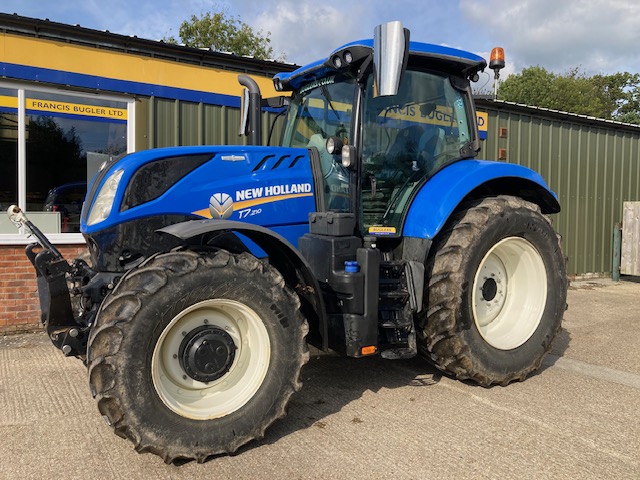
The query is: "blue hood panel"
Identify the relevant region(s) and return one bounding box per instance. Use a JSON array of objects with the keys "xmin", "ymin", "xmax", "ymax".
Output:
[{"xmin": 82, "ymin": 145, "xmax": 317, "ymax": 235}]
